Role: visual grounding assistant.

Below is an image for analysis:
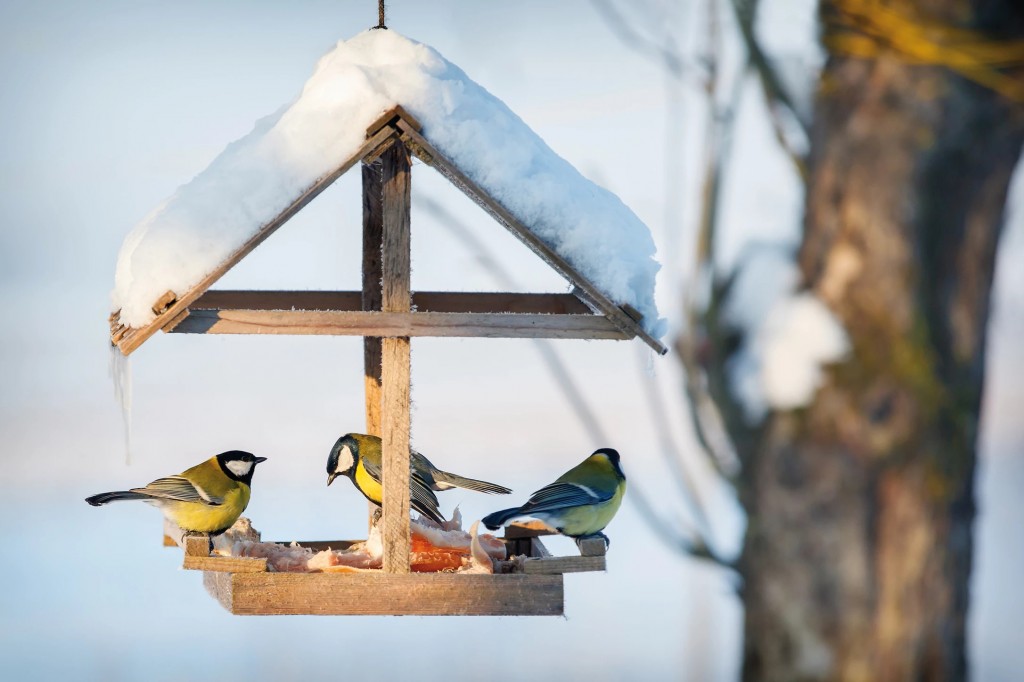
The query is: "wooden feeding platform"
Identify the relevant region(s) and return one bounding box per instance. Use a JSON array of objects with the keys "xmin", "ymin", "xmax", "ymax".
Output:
[
  {"xmin": 117, "ymin": 106, "xmax": 658, "ymax": 616},
  {"xmin": 163, "ymin": 520, "xmax": 605, "ymax": 616}
]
